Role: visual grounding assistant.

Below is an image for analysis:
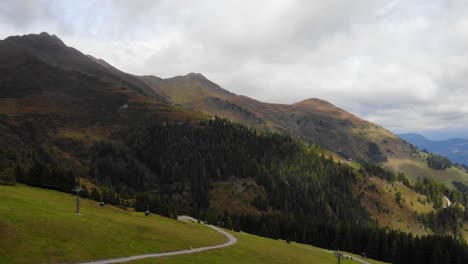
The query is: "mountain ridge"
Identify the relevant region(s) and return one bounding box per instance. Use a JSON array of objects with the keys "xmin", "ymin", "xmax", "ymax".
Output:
[
  {"xmin": 1, "ymin": 32, "xmax": 467, "ymax": 188},
  {"xmin": 136, "ymin": 70, "xmax": 407, "ymax": 163}
]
